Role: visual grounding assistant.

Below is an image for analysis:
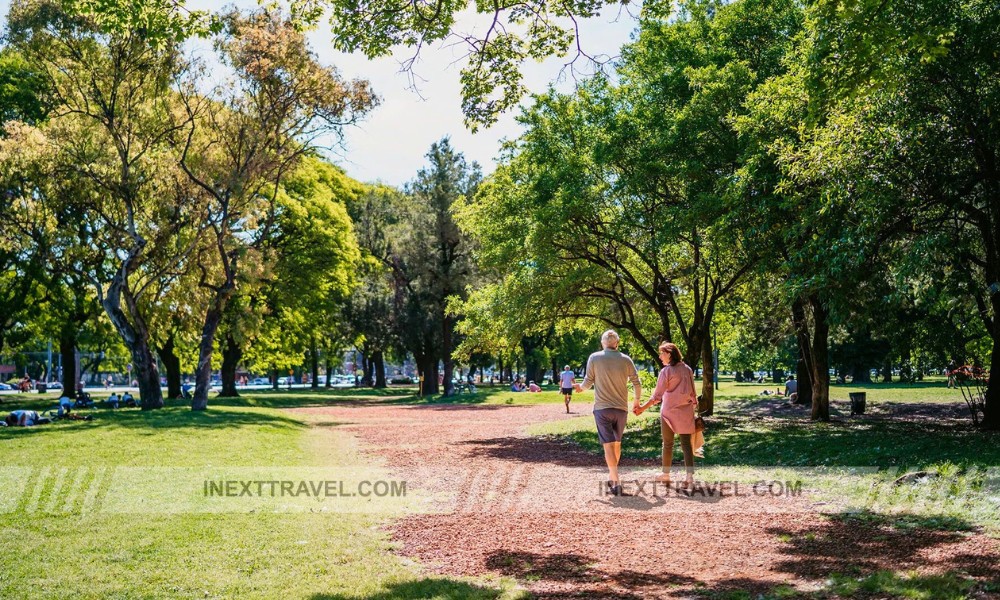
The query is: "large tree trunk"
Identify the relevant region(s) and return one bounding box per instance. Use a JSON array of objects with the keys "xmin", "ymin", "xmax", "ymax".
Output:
[
  {"xmin": 808, "ymin": 296, "xmax": 831, "ymax": 422},
  {"xmin": 271, "ymin": 366, "xmax": 279, "ymax": 391},
  {"xmin": 373, "ymin": 350, "xmax": 387, "ymax": 388},
  {"xmin": 497, "ymin": 356, "xmax": 504, "ymax": 384},
  {"xmin": 361, "ymin": 350, "xmax": 373, "ymax": 387},
  {"xmin": 792, "ymin": 299, "xmax": 812, "ymax": 406},
  {"xmin": 699, "ymin": 333, "xmax": 715, "ymax": 416},
  {"xmin": 219, "ymin": 333, "xmax": 241, "ymax": 398},
  {"xmin": 796, "ymin": 356, "xmax": 812, "ymax": 406},
  {"xmin": 59, "ymin": 331, "xmax": 77, "ymax": 397},
  {"xmin": 192, "ymin": 304, "xmax": 225, "ymax": 411},
  {"xmin": 983, "ymin": 295, "xmax": 999, "ymax": 430},
  {"xmin": 417, "ymin": 355, "xmax": 439, "ymax": 396},
  {"xmin": 310, "ymin": 334, "xmax": 319, "ymax": 390},
  {"xmin": 157, "ymin": 336, "xmax": 183, "ymax": 399},
  {"xmin": 881, "ymin": 359, "xmax": 893, "ymax": 383},
  {"xmin": 102, "ymin": 279, "xmax": 163, "ymax": 410}
]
